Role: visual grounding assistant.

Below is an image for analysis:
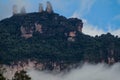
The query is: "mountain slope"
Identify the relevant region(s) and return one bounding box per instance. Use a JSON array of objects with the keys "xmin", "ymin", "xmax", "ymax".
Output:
[{"xmin": 0, "ymin": 11, "xmax": 120, "ymax": 65}]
